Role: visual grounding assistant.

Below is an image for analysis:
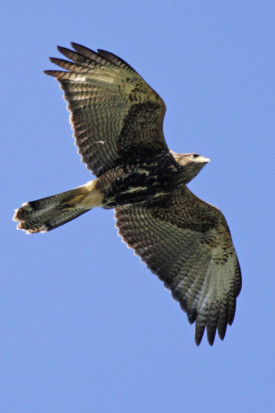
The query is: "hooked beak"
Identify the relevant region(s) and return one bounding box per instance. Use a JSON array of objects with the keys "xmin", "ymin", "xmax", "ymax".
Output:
[{"xmin": 197, "ymin": 156, "xmax": 210, "ymax": 164}]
